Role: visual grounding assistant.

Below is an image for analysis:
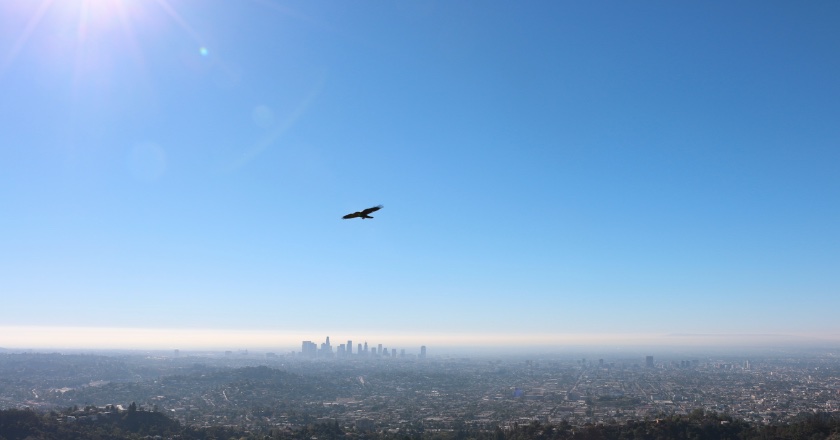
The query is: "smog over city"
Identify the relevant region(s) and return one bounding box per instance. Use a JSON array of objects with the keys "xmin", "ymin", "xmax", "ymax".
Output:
[{"xmin": 1, "ymin": 0, "xmax": 839, "ymax": 438}]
